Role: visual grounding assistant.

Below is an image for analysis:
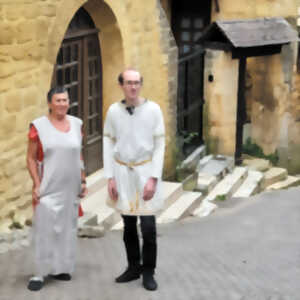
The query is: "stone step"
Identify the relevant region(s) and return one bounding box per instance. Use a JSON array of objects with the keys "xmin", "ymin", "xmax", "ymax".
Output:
[
  {"xmin": 197, "ymin": 155, "xmax": 234, "ymax": 181},
  {"xmin": 86, "ymin": 169, "xmax": 107, "ymax": 196},
  {"xmin": 81, "ymin": 185, "xmax": 120, "ymax": 230},
  {"xmin": 266, "ymin": 176, "xmax": 300, "ymax": 191},
  {"xmin": 232, "ymin": 170, "xmax": 263, "ymax": 198},
  {"xmin": 157, "ymin": 191, "xmax": 203, "ymax": 224},
  {"xmin": 195, "ymin": 174, "xmax": 217, "ymax": 194},
  {"xmin": 111, "ymin": 181, "xmax": 183, "ymax": 230},
  {"xmin": 180, "ymin": 145, "xmax": 206, "ymax": 172},
  {"xmin": 261, "ymin": 167, "xmax": 288, "ymax": 189},
  {"xmin": 192, "ymin": 167, "xmax": 248, "ymax": 217},
  {"xmin": 242, "ymin": 157, "xmax": 271, "ymax": 172}
]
